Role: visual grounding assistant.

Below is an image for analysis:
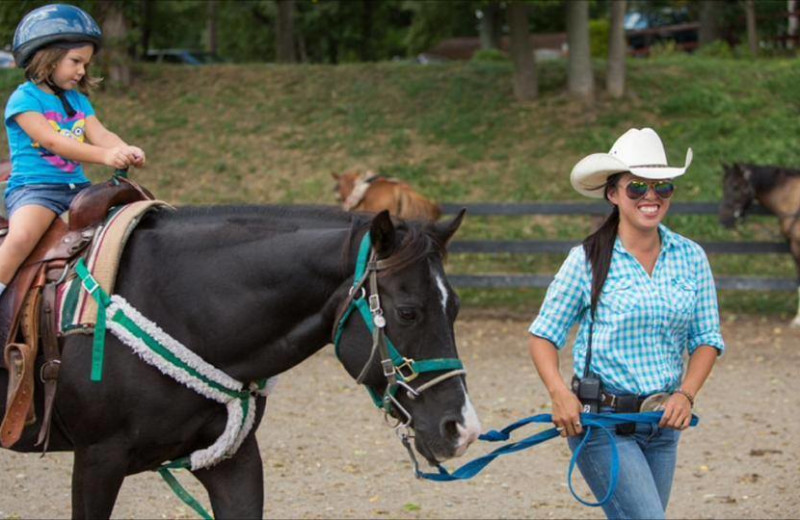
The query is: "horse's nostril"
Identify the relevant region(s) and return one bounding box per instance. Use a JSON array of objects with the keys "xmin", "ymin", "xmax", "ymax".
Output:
[{"xmin": 440, "ymin": 416, "xmax": 460, "ymax": 439}]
